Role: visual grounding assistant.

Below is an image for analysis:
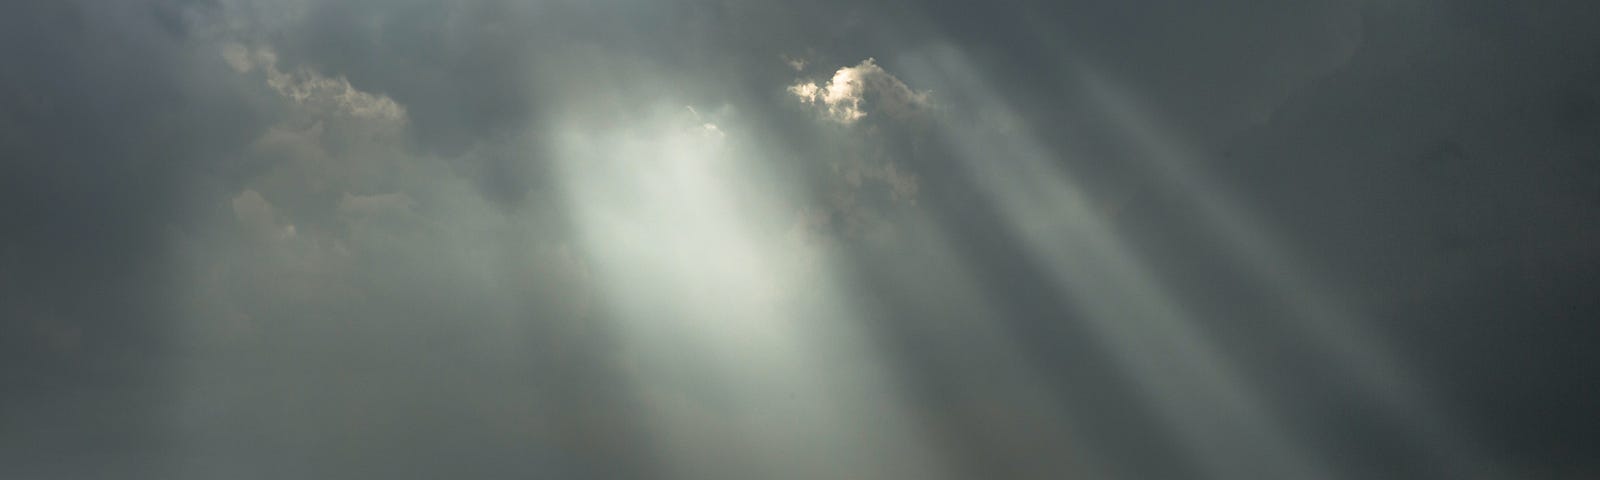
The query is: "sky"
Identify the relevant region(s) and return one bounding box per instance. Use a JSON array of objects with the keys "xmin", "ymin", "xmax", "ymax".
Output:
[{"xmin": 2, "ymin": 0, "xmax": 1598, "ymax": 478}]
